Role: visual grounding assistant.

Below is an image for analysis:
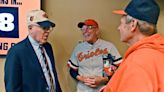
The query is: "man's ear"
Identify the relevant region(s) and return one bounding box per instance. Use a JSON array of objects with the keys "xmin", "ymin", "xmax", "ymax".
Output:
[
  {"xmin": 28, "ymin": 25, "xmax": 34, "ymax": 34},
  {"xmin": 28, "ymin": 25, "xmax": 32, "ymax": 30},
  {"xmin": 130, "ymin": 19, "xmax": 138, "ymax": 32},
  {"xmin": 96, "ymin": 28, "xmax": 101, "ymax": 38}
]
